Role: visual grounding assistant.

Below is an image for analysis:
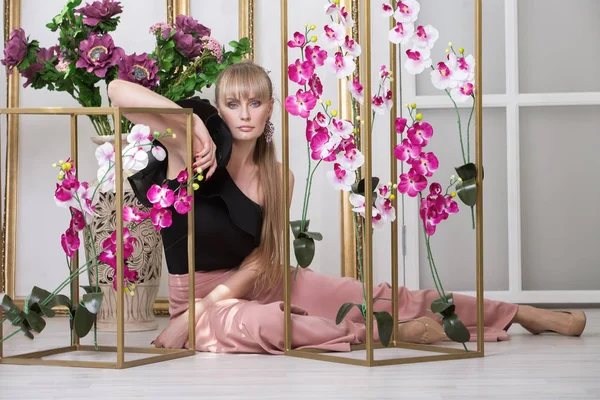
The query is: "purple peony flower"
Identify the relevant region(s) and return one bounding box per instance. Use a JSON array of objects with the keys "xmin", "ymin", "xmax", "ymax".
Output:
[
  {"xmin": 76, "ymin": 33, "xmax": 124, "ymax": 78},
  {"xmin": 76, "ymin": 0, "xmax": 123, "ymax": 27},
  {"xmin": 175, "ymin": 15, "xmax": 211, "ymax": 37},
  {"xmin": 118, "ymin": 53, "xmax": 159, "ymax": 89},
  {"xmin": 172, "ymin": 30, "xmax": 203, "ymax": 58},
  {"xmin": 21, "ymin": 45, "xmax": 60, "ymax": 88},
  {"xmin": 1, "ymin": 28, "xmax": 28, "ymax": 73}
]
